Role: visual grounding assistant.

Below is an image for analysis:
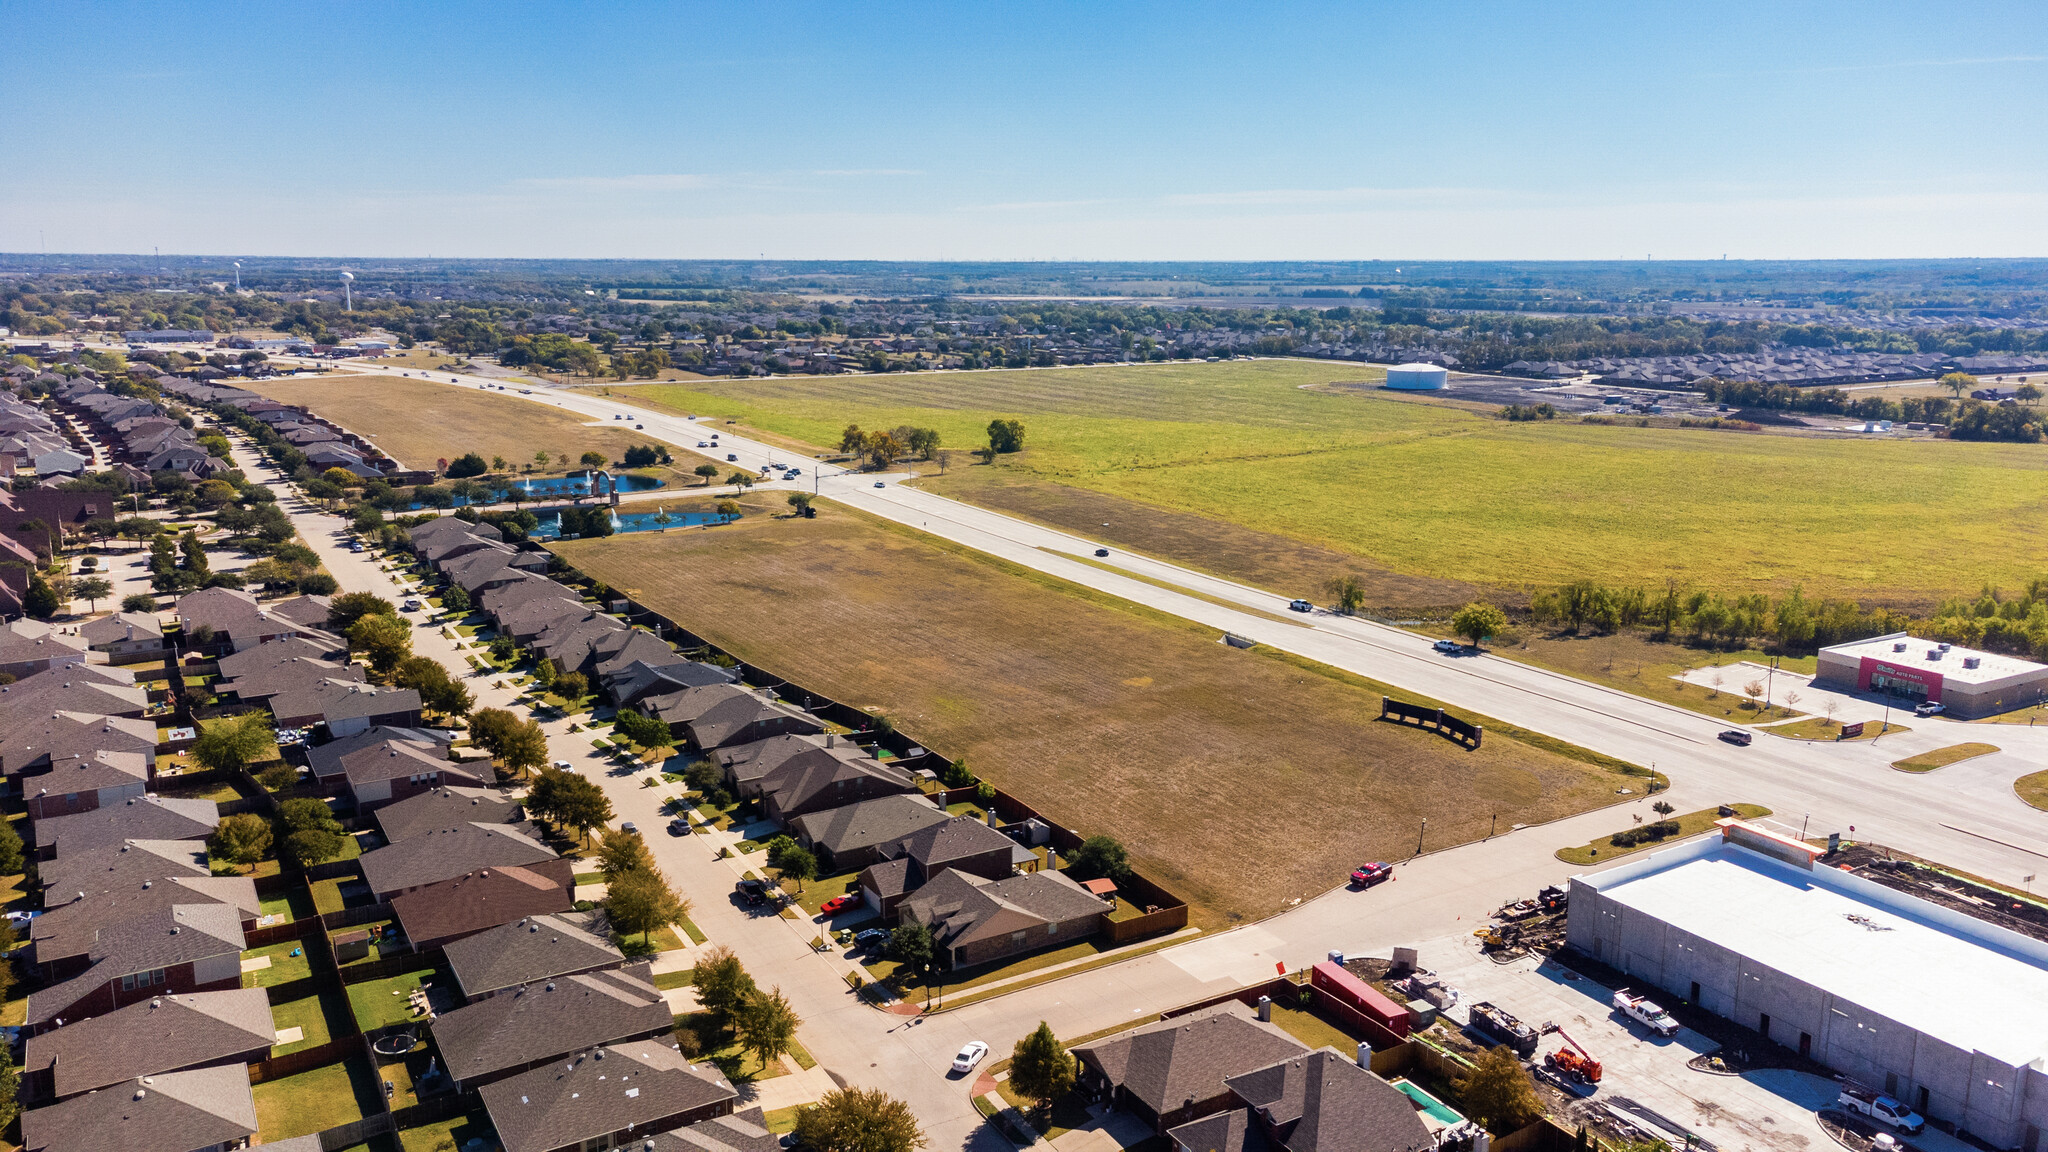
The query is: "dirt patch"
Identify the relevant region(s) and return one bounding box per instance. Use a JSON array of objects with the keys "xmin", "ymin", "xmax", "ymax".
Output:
[
  {"xmin": 553, "ymin": 500, "xmax": 1623, "ymax": 928},
  {"xmin": 918, "ymin": 467, "xmax": 1505, "ymax": 616}
]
